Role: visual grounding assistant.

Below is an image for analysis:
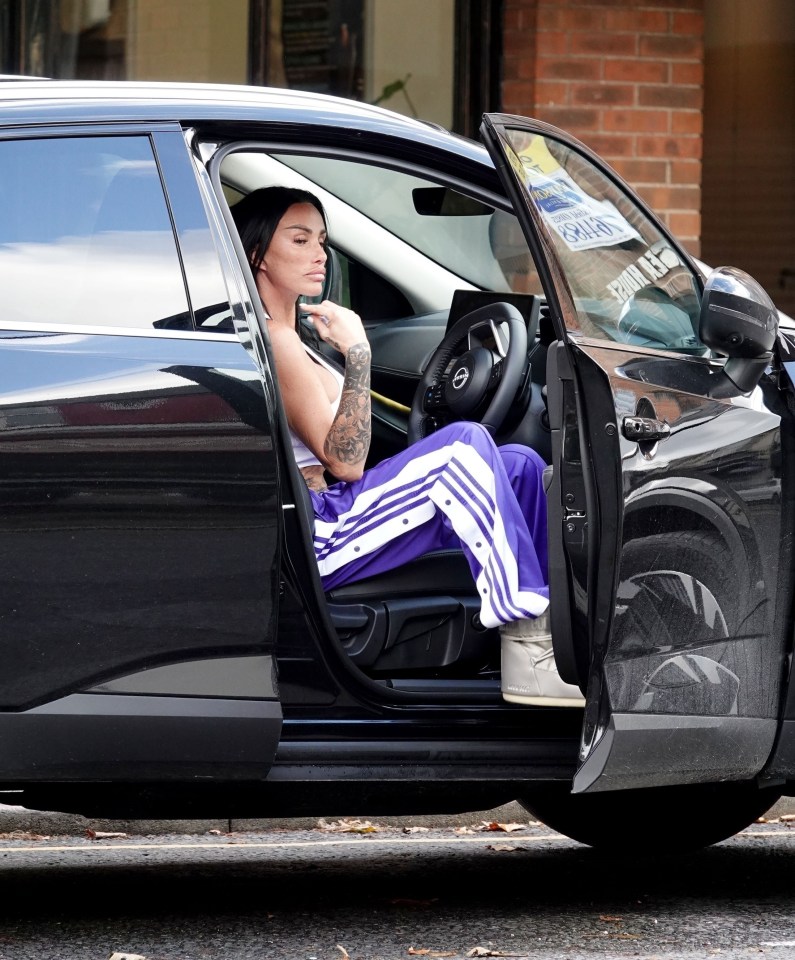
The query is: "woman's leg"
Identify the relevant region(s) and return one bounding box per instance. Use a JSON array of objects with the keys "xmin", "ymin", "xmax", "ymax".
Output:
[{"xmin": 311, "ymin": 421, "xmax": 548, "ymax": 628}]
